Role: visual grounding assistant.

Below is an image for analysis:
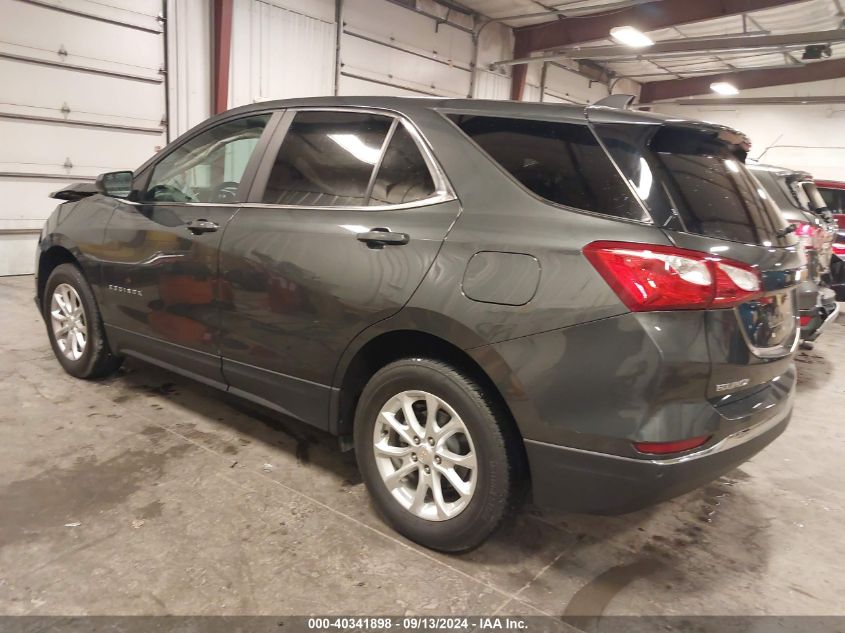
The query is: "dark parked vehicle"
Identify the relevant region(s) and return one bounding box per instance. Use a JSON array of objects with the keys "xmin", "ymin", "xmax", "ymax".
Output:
[
  {"xmin": 37, "ymin": 97, "xmax": 800, "ymax": 551},
  {"xmin": 749, "ymin": 164, "xmax": 839, "ymax": 342},
  {"xmin": 815, "ymin": 179, "xmax": 845, "ymax": 300}
]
